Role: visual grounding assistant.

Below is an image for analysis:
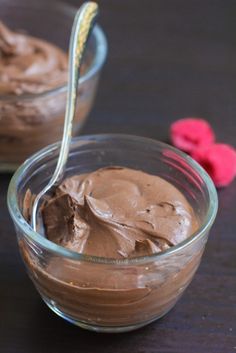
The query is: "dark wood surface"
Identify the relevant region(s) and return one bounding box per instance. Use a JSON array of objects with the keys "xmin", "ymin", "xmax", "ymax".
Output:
[{"xmin": 1, "ymin": 1, "xmax": 236, "ymax": 352}]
